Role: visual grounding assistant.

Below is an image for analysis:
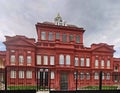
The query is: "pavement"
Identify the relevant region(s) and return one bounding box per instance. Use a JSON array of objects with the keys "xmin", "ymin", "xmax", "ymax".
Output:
[{"xmin": 36, "ymin": 91, "xmax": 49, "ymax": 93}]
